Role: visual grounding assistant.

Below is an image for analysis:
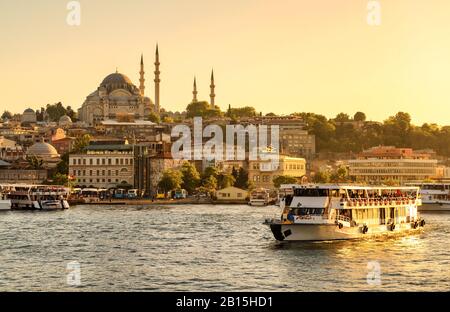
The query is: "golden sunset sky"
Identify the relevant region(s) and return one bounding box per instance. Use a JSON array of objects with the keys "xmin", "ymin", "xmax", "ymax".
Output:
[{"xmin": 1, "ymin": 0, "xmax": 449, "ymax": 124}]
